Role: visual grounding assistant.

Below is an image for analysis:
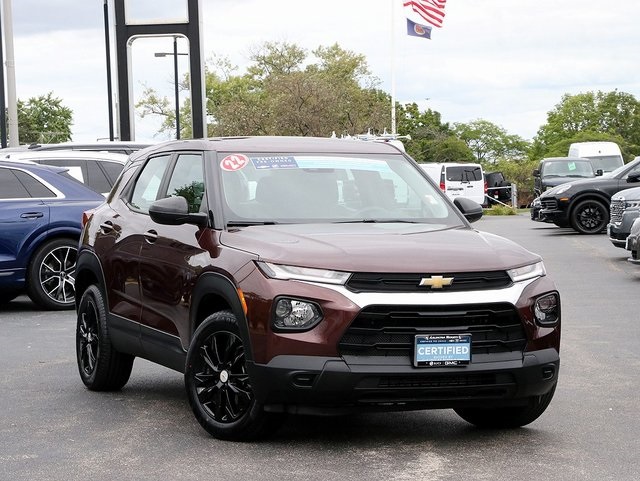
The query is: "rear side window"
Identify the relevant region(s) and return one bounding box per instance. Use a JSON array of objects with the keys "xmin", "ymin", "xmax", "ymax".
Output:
[
  {"xmin": 102, "ymin": 161, "xmax": 124, "ymax": 184},
  {"xmin": 0, "ymin": 168, "xmax": 55, "ymax": 199},
  {"xmin": 446, "ymin": 166, "xmax": 483, "ymax": 182},
  {"xmin": 85, "ymin": 160, "xmax": 112, "ymax": 193}
]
